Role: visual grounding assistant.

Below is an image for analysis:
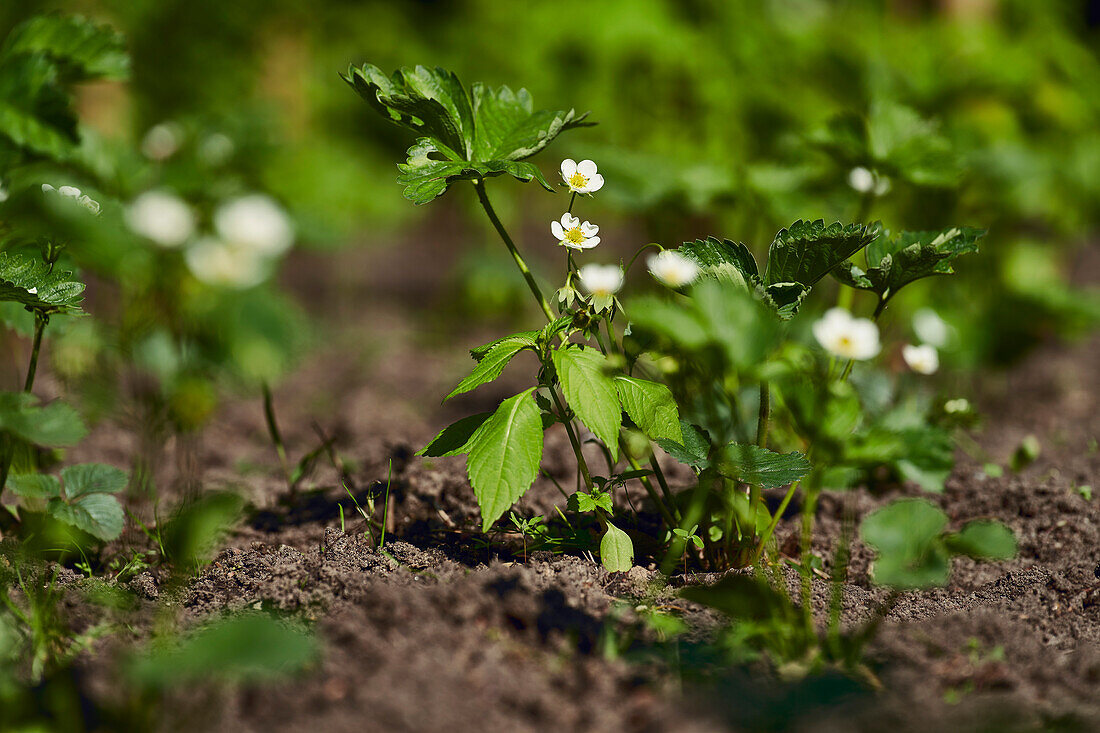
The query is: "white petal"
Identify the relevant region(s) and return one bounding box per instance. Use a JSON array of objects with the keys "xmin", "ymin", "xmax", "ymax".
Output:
[
  {"xmin": 41, "ymin": 184, "xmax": 56, "ymax": 194},
  {"xmin": 560, "ymin": 159, "xmax": 577, "ymax": 179},
  {"xmin": 551, "ymin": 220, "xmax": 565, "ymax": 240},
  {"xmin": 577, "ymin": 159, "xmax": 598, "ymax": 178},
  {"xmin": 58, "ymin": 186, "xmax": 81, "ymax": 198},
  {"xmin": 561, "ymin": 212, "xmax": 579, "ymax": 228},
  {"xmin": 582, "ymin": 236, "xmax": 600, "ymax": 249},
  {"xmin": 580, "ymin": 221, "xmax": 599, "ymax": 236},
  {"xmin": 586, "ymin": 173, "xmax": 604, "ymax": 192}
]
